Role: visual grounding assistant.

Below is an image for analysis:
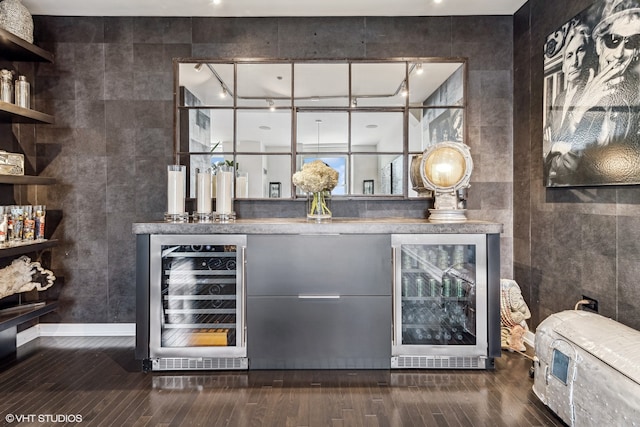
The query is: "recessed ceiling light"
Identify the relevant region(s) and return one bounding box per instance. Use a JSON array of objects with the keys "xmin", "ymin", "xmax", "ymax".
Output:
[
  {"xmin": 259, "ymin": 126, "xmax": 271, "ymax": 130},
  {"xmin": 366, "ymin": 124, "xmax": 378, "ymax": 129},
  {"xmin": 211, "ymin": 0, "xmax": 222, "ymax": 5}
]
